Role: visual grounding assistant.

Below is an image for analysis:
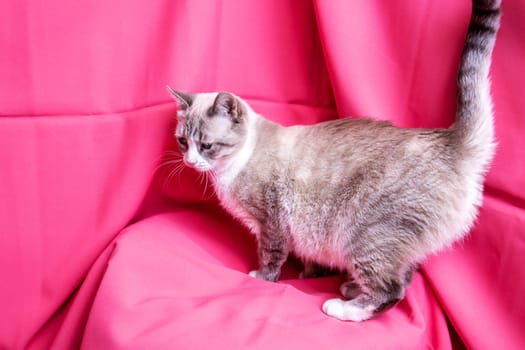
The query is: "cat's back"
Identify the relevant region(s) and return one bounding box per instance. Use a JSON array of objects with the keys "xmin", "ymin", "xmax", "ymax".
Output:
[
  {"xmin": 246, "ymin": 116, "xmax": 456, "ymax": 188},
  {"xmin": 285, "ymin": 117, "xmax": 452, "ymax": 177}
]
